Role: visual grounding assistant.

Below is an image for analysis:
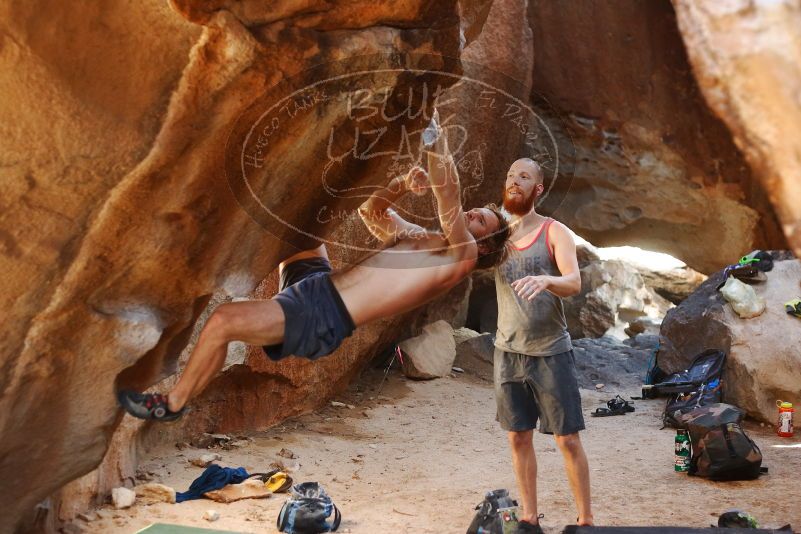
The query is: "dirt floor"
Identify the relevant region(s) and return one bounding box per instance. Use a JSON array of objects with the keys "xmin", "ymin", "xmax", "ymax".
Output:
[{"xmin": 81, "ymin": 368, "xmax": 800, "ymax": 533}]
